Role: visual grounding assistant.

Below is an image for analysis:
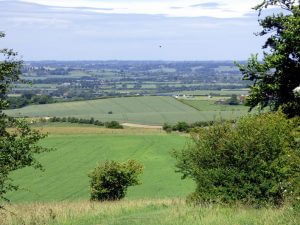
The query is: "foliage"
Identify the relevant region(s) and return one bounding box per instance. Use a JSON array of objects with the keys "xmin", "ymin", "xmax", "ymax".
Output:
[
  {"xmin": 7, "ymin": 94, "xmax": 54, "ymax": 109},
  {"xmin": 104, "ymin": 121, "xmax": 123, "ymax": 129},
  {"xmin": 225, "ymin": 94, "xmax": 239, "ymax": 105},
  {"xmin": 173, "ymin": 112, "xmax": 300, "ymax": 206},
  {"xmin": 49, "ymin": 116, "xmax": 104, "ymax": 126},
  {"xmin": 0, "ymin": 32, "xmax": 51, "ymax": 203},
  {"xmin": 163, "ymin": 123, "xmax": 173, "ymax": 133},
  {"xmin": 163, "ymin": 120, "xmax": 234, "ymax": 133},
  {"xmin": 49, "ymin": 117, "xmax": 125, "ymax": 128},
  {"xmin": 88, "ymin": 160, "xmax": 143, "ymax": 201},
  {"xmin": 237, "ymin": 1, "xmax": 300, "ymax": 117},
  {"xmin": 173, "ymin": 121, "xmax": 190, "ymax": 132}
]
